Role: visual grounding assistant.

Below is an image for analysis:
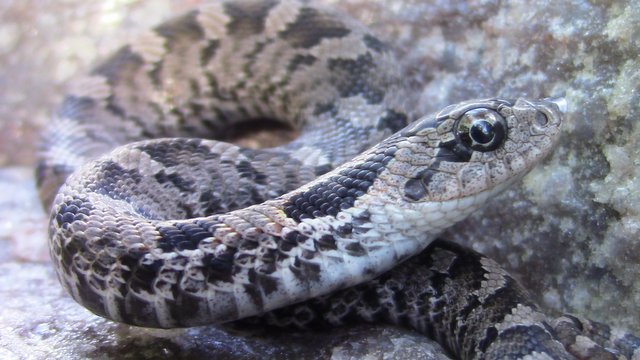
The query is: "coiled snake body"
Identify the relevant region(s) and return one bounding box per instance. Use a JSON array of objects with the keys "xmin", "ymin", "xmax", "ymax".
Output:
[{"xmin": 37, "ymin": 1, "xmax": 639, "ymax": 359}]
